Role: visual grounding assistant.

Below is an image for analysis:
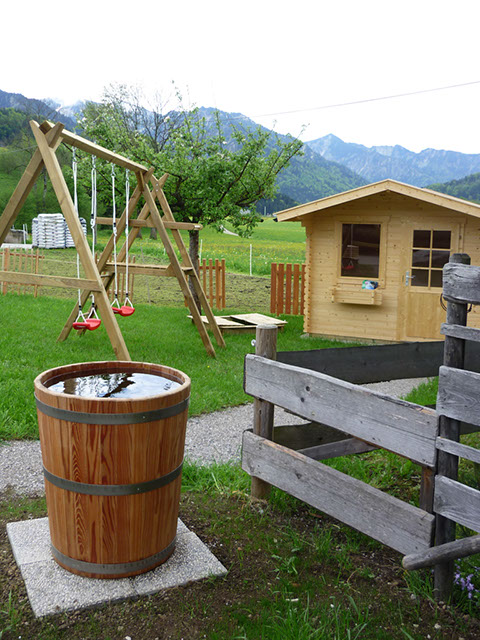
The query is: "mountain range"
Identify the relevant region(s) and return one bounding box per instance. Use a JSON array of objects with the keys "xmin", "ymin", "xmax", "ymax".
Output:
[
  {"xmin": 2, "ymin": 88, "xmax": 480, "ymax": 206},
  {"xmin": 307, "ymin": 134, "xmax": 480, "ymax": 188}
]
